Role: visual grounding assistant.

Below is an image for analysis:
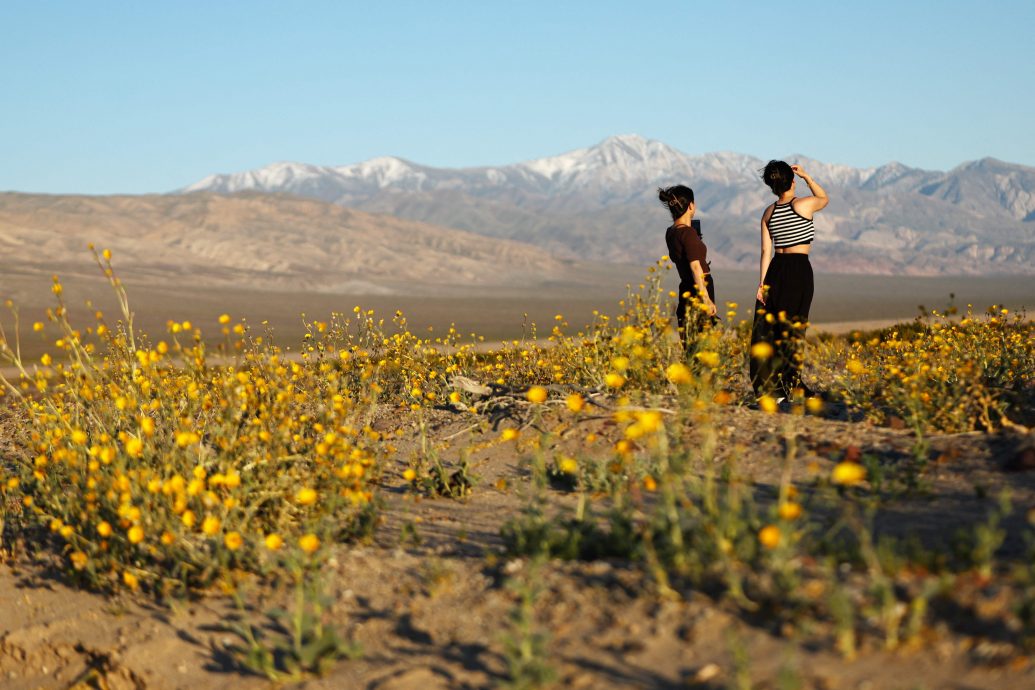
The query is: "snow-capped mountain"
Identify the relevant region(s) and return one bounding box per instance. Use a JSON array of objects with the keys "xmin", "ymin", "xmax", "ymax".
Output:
[
  {"xmin": 180, "ymin": 134, "xmax": 957, "ymax": 201},
  {"xmin": 179, "ymin": 135, "xmax": 1035, "ymax": 275},
  {"xmin": 182, "ymin": 135, "xmax": 779, "ymax": 203}
]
